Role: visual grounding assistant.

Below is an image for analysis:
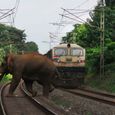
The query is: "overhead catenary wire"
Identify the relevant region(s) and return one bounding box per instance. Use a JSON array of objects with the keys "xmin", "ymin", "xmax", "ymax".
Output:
[
  {"xmin": 61, "ymin": 8, "xmax": 98, "ymax": 28},
  {"xmin": 49, "ymin": 0, "xmax": 99, "ymax": 46},
  {"xmin": 56, "ymin": 10, "xmax": 65, "ymax": 36},
  {"xmin": 65, "ymin": 8, "xmax": 93, "ymax": 11},
  {"xmin": 0, "ymin": 12, "xmax": 15, "ymax": 21},
  {"xmin": 0, "ymin": 0, "xmax": 20, "ymax": 26},
  {"xmin": 0, "ymin": 9, "xmax": 11, "ymax": 11},
  {"xmin": 12, "ymin": 0, "xmax": 20, "ymax": 25},
  {"xmin": 0, "ymin": 8, "xmax": 15, "ymax": 20},
  {"xmin": 63, "ymin": 10, "xmax": 91, "ymax": 16},
  {"xmin": 50, "ymin": 10, "xmax": 66, "ymax": 40},
  {"xmin": 58, "ymin": 0, "xmax": 99, "ymax": 28},
  {"xmin": 61, "ymin": 8, "xmax": 87, "ymax": 23},
  {"xmin": 59, "ymin": 14, "xmax": 83, "ymax": 24}
]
